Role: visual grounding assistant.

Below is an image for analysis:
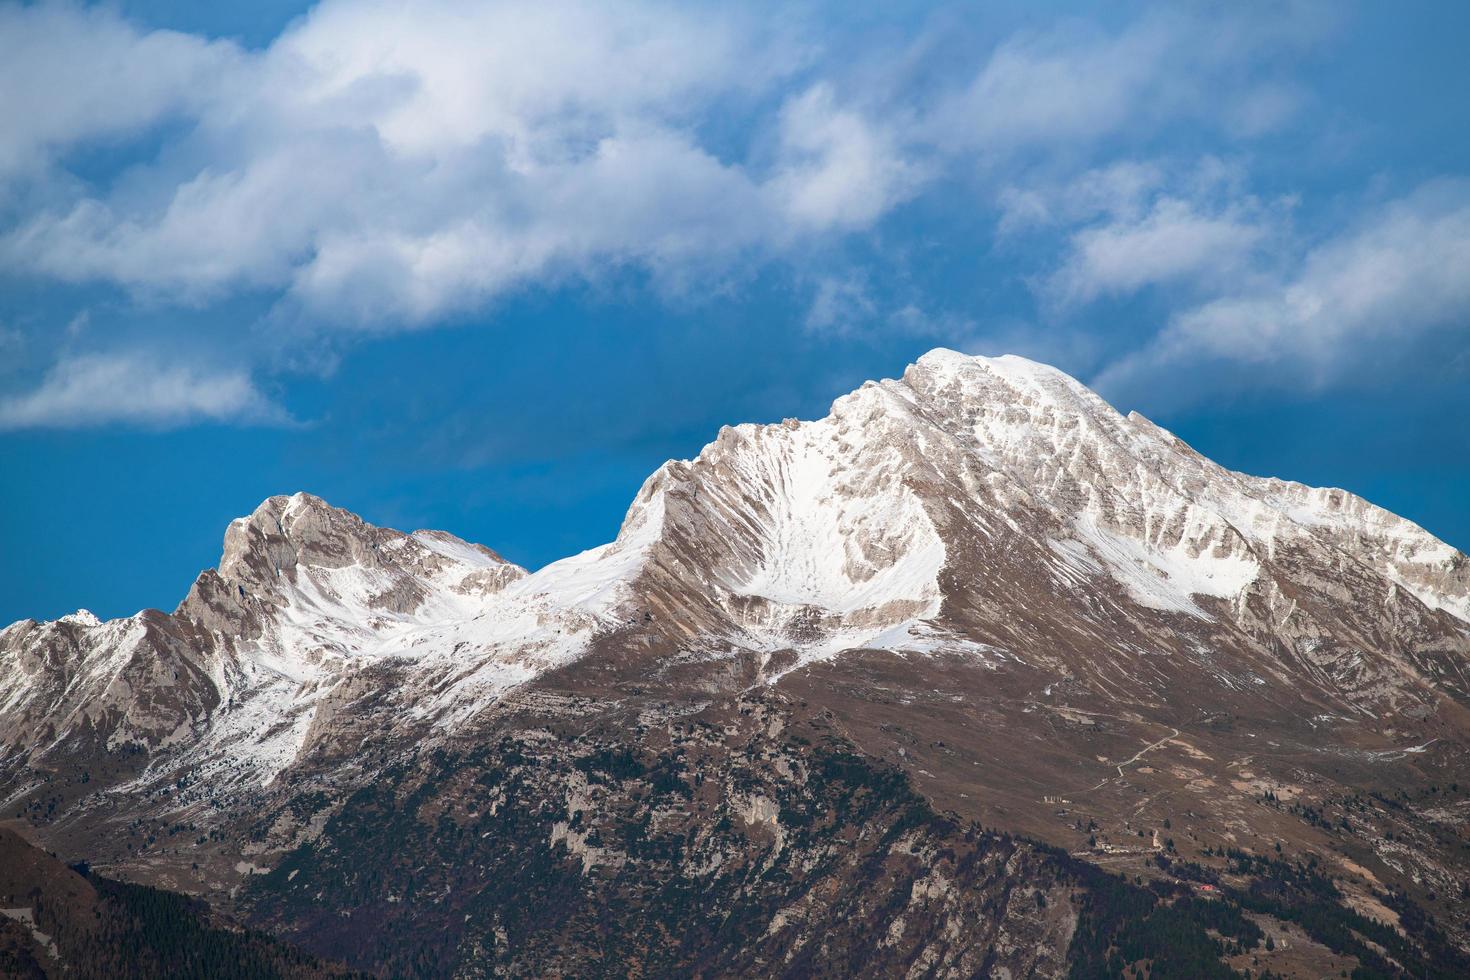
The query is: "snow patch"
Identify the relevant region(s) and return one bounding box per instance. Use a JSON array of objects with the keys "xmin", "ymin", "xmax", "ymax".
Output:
[
  {"xmin": 1050, "ymin": 519, "xmax": 1259, "ymax": 618},
  {"xmin": 58, "ymin": 609, "xmax": 101, "ymax": 627}
]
